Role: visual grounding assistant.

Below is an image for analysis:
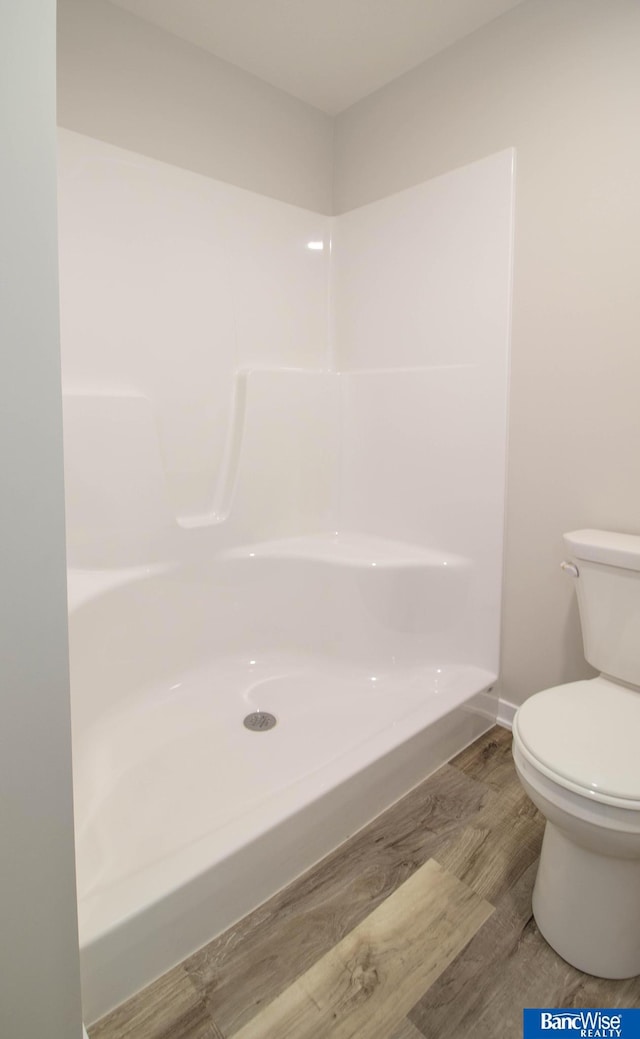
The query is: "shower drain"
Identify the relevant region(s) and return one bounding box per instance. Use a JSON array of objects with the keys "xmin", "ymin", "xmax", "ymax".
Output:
[{"xmin": 243, "ymin": 711, "xmax": 277, "ymax": 732}]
